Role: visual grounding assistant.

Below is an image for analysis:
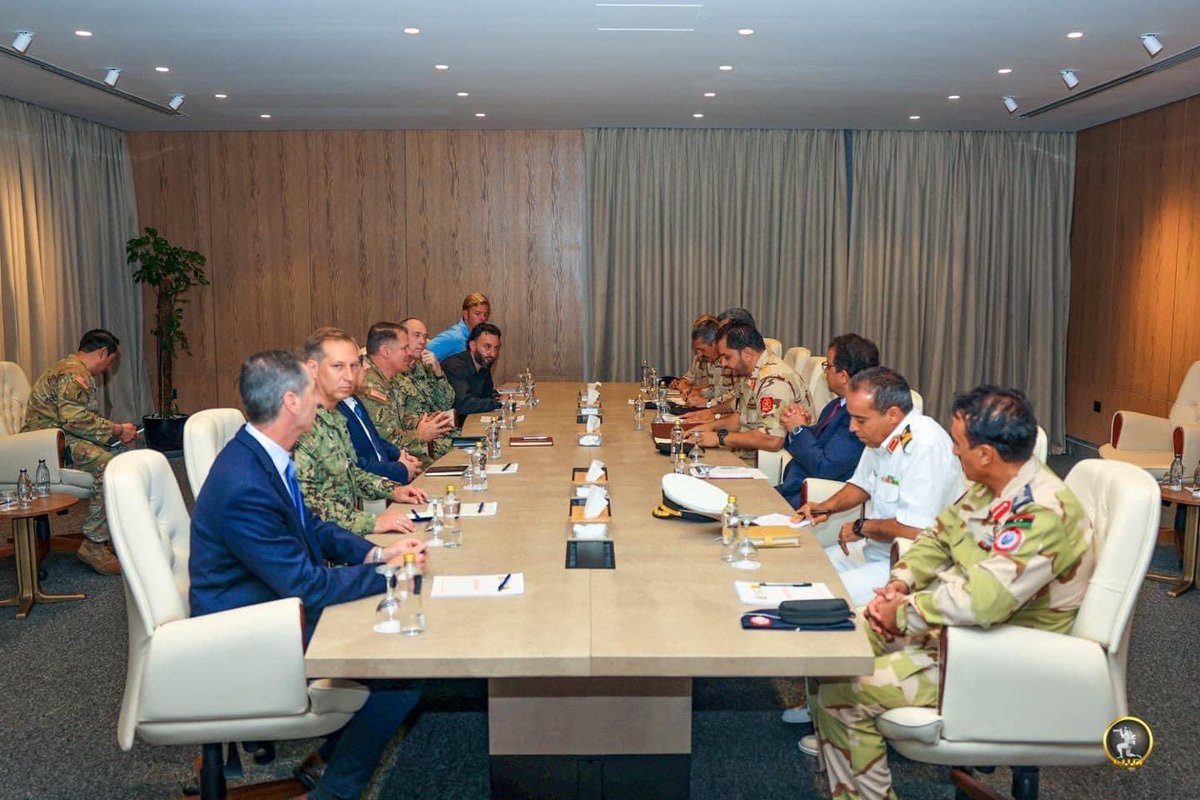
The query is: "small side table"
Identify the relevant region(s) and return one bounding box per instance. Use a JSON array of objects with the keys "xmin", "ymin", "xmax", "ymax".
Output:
[
  {"xmin": 1147, "ymin": 486, "xmax": 1200, "ymax": 598},
  {"xmin": 0, "ymin": 494, "xmax": 87, "ymax": 619}
]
